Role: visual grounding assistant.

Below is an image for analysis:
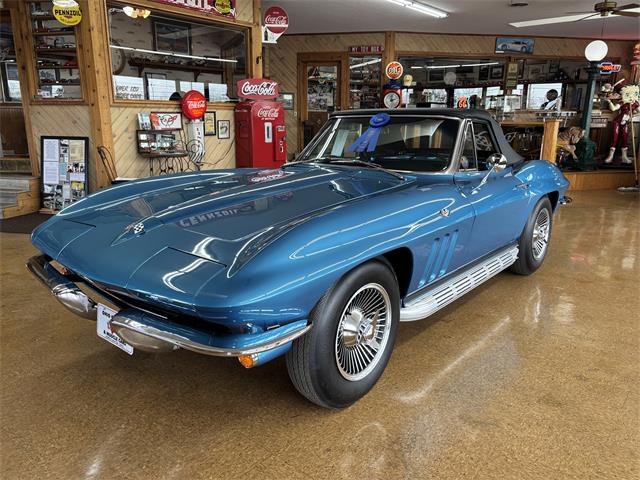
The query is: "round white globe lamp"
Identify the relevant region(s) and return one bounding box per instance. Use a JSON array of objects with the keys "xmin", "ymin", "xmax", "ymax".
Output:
[{"xmin": 585, "ymin": 40, "xmax": 608, "ymax": 62}]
